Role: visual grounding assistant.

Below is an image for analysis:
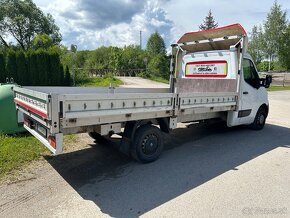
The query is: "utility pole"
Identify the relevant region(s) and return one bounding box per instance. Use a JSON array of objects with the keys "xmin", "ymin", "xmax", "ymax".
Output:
[{"xmin": 140, "ymin": 31, "xmax": 142, "ymax": 49}]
